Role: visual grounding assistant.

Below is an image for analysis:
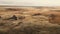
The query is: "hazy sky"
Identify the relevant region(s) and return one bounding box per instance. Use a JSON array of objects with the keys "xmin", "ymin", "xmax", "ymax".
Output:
[{"xmin": 0, "ymin": 0, "xmax": 60, "ymax": 6}]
